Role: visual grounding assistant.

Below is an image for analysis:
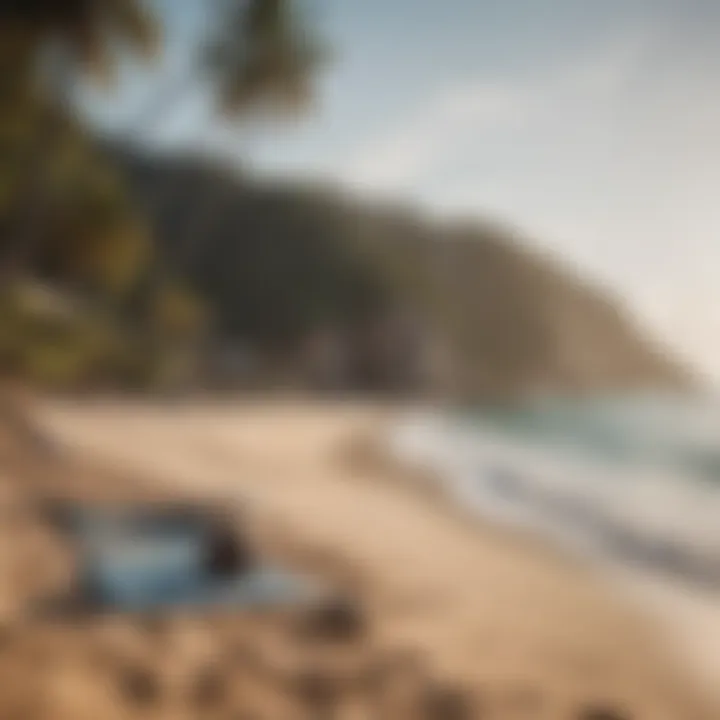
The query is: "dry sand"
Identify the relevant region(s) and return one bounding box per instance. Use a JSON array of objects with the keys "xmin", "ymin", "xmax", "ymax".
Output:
[{"xmin": 29, "ymin": 398, "xmax": 720, "ymax": 719}]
